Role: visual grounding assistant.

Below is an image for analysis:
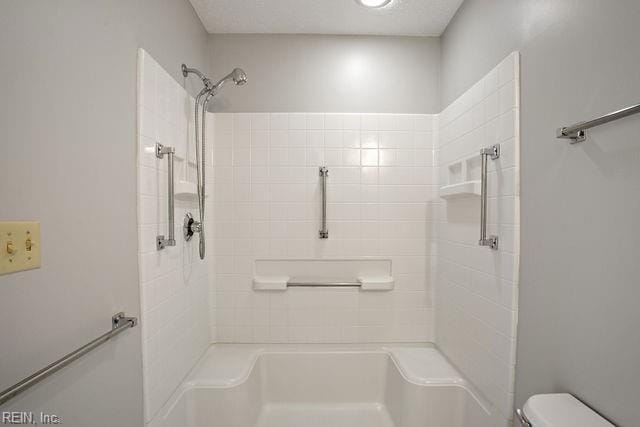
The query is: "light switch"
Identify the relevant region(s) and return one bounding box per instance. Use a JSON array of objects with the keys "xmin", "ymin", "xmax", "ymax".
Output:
[{"xmin": 0, "ymin": 221, "xmax": 41, "ymax": 276}]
